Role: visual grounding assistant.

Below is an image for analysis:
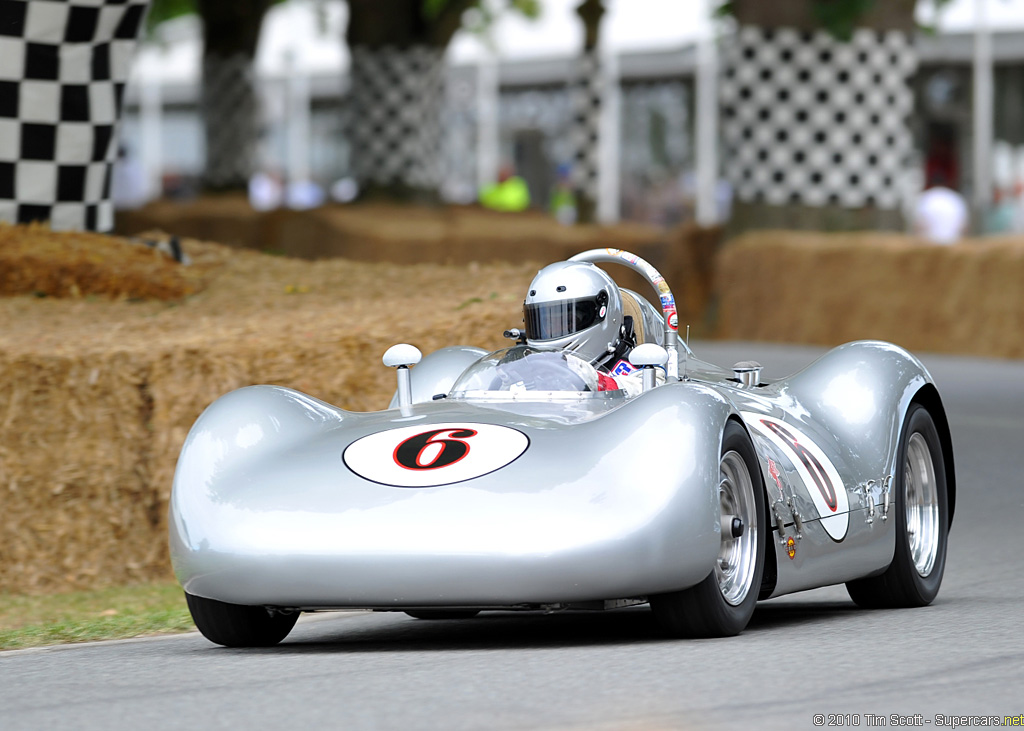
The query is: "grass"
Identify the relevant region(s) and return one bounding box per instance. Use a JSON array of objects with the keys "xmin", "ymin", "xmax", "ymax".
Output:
[{"xmin": 0, "ymin": 581, "xmax": 195, "ymax": 651}]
